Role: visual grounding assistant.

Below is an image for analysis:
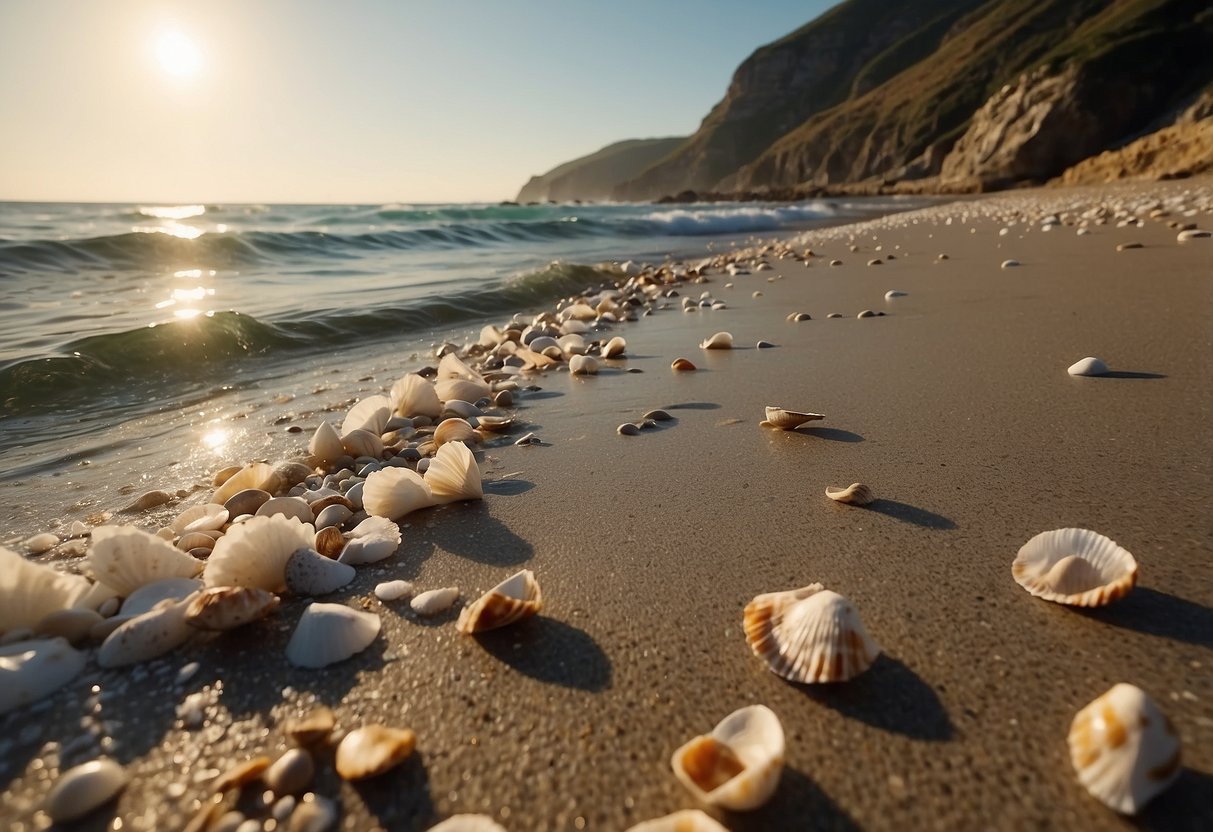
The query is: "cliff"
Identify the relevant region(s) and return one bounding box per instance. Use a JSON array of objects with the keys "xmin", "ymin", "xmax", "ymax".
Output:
[{"xmin": 514, "ymin": 138, "xmax": 684, "ymax": 203}]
